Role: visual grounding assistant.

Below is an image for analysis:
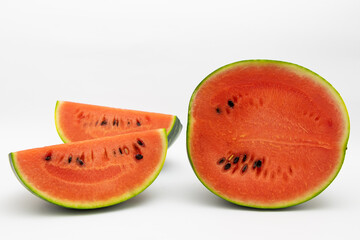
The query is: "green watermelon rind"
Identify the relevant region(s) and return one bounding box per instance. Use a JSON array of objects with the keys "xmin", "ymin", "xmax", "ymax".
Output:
[
  {"xmin": 54, "ymin": 100, "xmax": 70, "ymax": 143},
  {"xmin": 167, "ymin": 116, "xmax": 182, "ymax": 147},
  {"xmin": 186, "ymin": 59, "xmax": 350, "ymax": 209},
  {"xmin": 55, "ymin": 100, "xmax": 182, "ymax": 147},
  {"xmin": 9, "ymin": 128, "xmax": 168, "ymax": 209}
]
